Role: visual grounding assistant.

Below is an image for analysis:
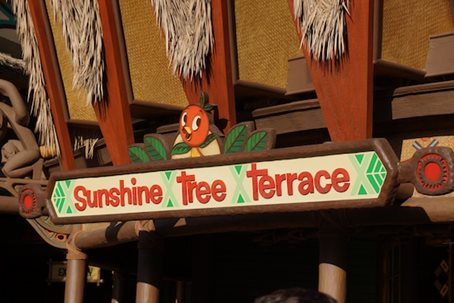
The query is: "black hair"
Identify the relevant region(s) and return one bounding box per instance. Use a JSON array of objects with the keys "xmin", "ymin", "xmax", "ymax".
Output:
[{"xmin": 254, "ymin": 288, "xmax": 337, "ymax": 303}]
